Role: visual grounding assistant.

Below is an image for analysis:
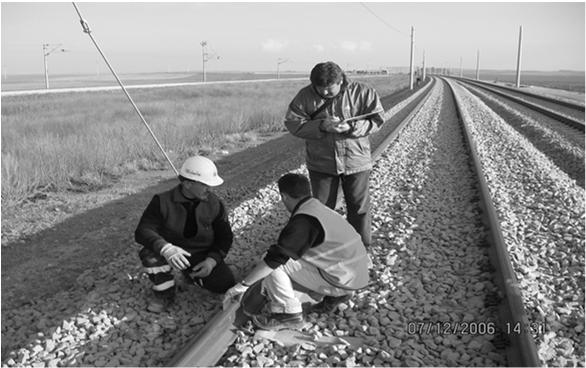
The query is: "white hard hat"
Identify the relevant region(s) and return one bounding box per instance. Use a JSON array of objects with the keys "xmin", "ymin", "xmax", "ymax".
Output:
[{"xmin": 179, "ymin": 156, "xmax": 223, "ymax": 186}]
